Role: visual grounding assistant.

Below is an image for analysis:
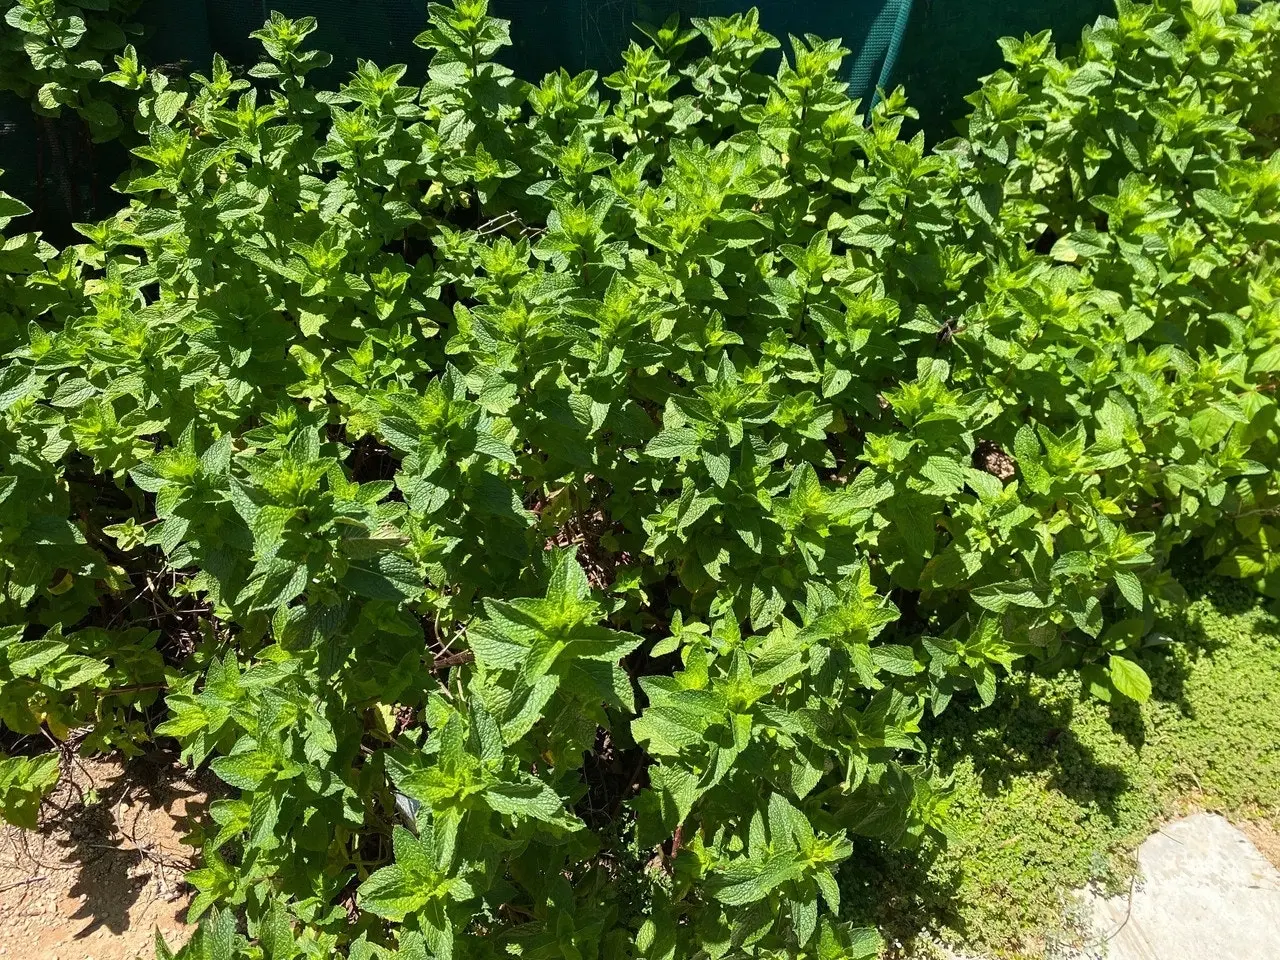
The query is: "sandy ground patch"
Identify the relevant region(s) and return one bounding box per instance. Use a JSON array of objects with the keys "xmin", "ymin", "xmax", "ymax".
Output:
[{"xmin": 0, "ymin": 752, "xmax": 205, "ymax": 960}]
